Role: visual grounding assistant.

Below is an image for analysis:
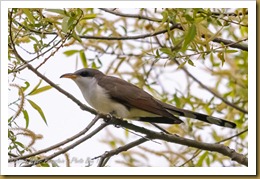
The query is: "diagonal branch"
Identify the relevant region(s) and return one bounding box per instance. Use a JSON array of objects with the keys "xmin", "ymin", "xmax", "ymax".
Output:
[
  {"xmin": 95, "ymin": 137, "xmax": 148, "ymax": 167},
  {"xmin": 8, "ymin": 115, "xmax": 101, "ymax": 163},
  {"xmin": 110, "ymin": 119, "xmax": 248, "ymax": 166},
  {"xmin": 21, "ymin": 117, "xmax": 111, "ymax": 167},
  {"xmin": 99, "ymin": 8, "xmax": 248, "ymax": 51},
  {"xmin": 173, "ymin": 58, "xmax": 248, "ymax": 114},
  {"xmin": 99, "ymin": 8, "xmax": 162, "ymax": 23}
]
